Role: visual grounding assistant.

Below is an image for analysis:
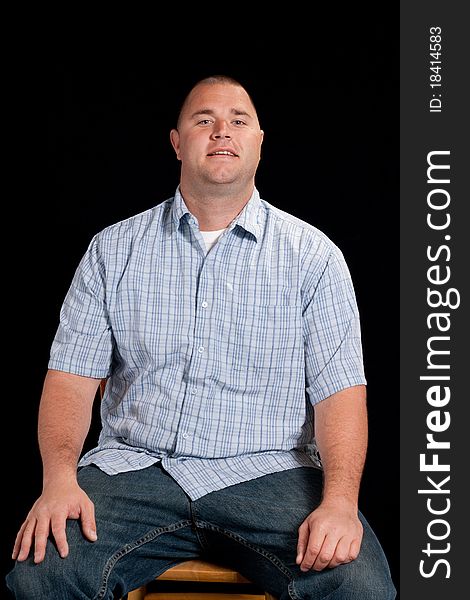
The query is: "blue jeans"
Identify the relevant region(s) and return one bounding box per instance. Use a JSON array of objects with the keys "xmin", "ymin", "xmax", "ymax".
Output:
[{"xmin": 6, "ymin": 464, "xmax": 396, "ymax": 599}]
